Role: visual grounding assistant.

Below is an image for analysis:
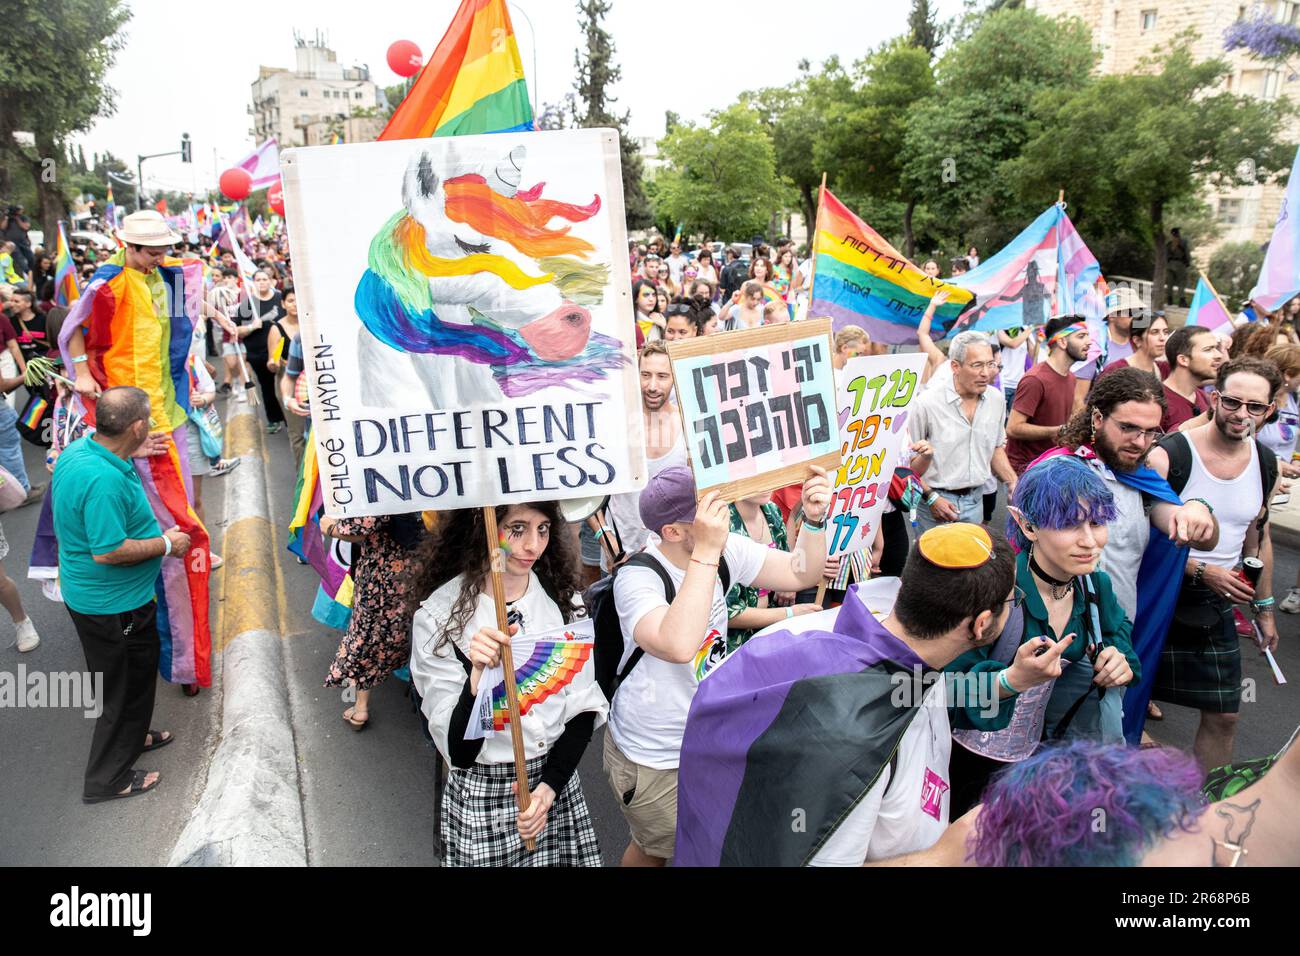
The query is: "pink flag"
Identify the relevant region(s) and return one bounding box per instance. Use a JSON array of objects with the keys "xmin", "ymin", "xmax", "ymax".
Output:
[
  {"xmin": 235, "ymin": 139, "xmax": 281, "ymax": 191},
  {"xmin": 1249, "ymin": 145, "xmax": 1300, "ymax": 311}
]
